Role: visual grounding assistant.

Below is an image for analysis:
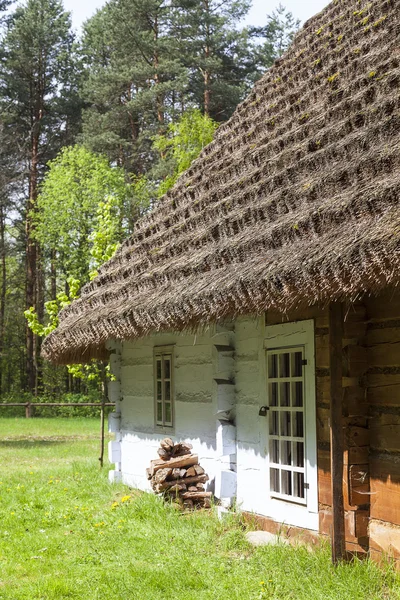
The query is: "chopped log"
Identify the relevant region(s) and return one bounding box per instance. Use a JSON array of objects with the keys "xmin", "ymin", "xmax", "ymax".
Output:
[
  {"xmin": 160, "ymin": 438, "xmax": 174, "ymax": 452},
  {"xmin": 156, "ymin": 473, "xmax": 208, "ymax": 493},
  {"xmin": 202, "ymin": 497, "xmax": 212, "ymax": 509},
  {"xmin": 188, "ymin": 486, "xmax": 198, "ymax": 492},
  {"xmin": 172, "ymin": 442, "xmax": 193, "ymax": 457},
  {"xmin": 157, "ymin": 448, "xmax": 170, "ymax": 460},
  {"xmin": 185, "ymin": 466, "xmax": 197, "ymax": 477},
  {"xmin": 154, "ymin": 468, "xmax": 172, "ymax": 485},
  {"xmin": 165, "ymin": 483, "xmax": 187, "ymax": 494},
  {"xmin": 181, "ymin": 491, "xmax": 212, "ymax": 500},
  {"xmin": 188, "ymin": 467, "xmax": 197, "ymax": 478},
  {"xmin": 194, "ymin": 465, "xmax": 205, "ymax": 476},
  {"xmin": 196, "ymin": 483, "xmax": 205, "ymax": 490},
  {"xmin": 146, "ymin": 468, "xmax": 152, "ymax": 480},
  {"xmin": 150, "ymin": 454, "xmax": 198, "ymax": 476}
]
